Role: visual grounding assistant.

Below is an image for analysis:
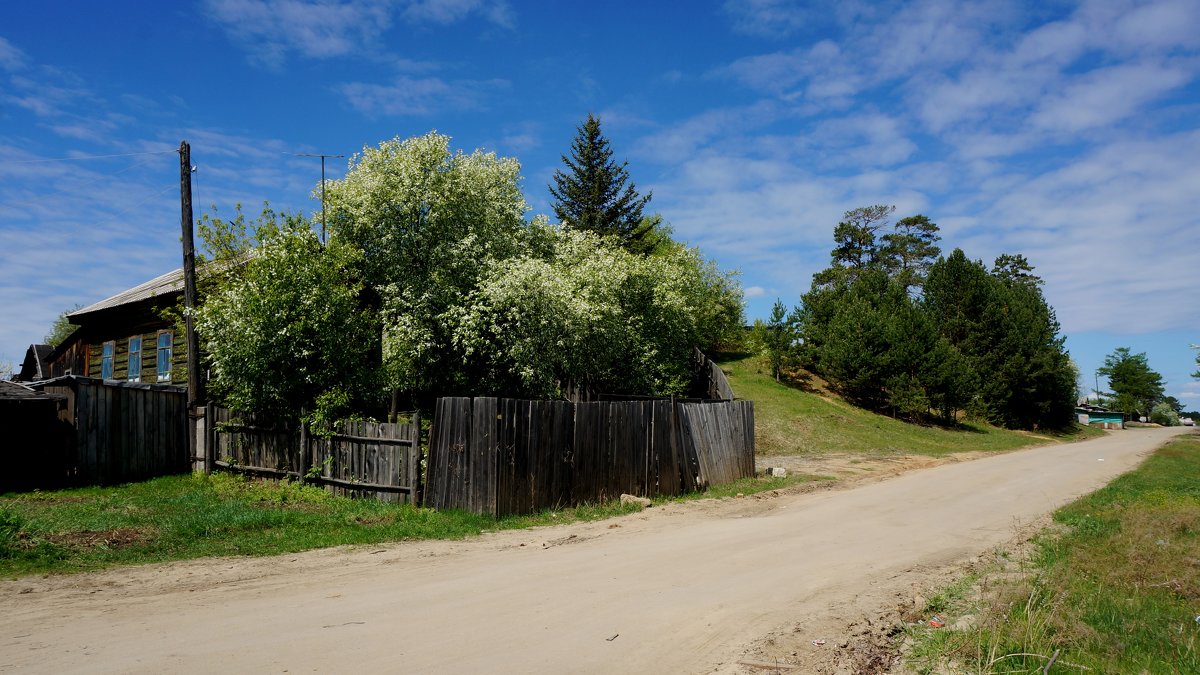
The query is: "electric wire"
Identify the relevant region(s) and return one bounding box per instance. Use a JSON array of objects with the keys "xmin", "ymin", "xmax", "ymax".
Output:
[
  {"xmin": 0, "ymin": 153, "xmax": 174, "ymax": 218},
  {"xmin": 1, "ymin": 149, "xmax": 178, "ymax": 164}
]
